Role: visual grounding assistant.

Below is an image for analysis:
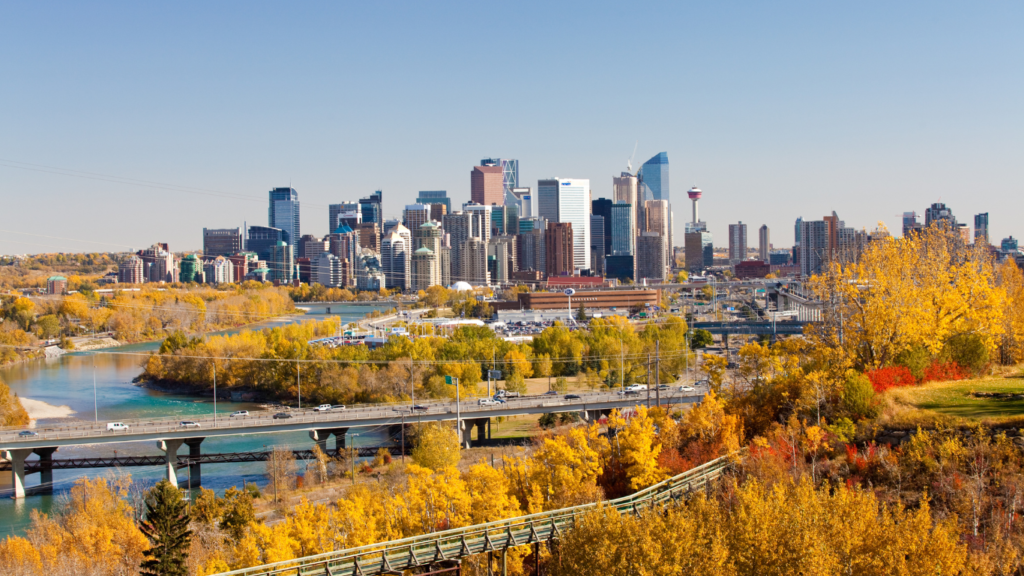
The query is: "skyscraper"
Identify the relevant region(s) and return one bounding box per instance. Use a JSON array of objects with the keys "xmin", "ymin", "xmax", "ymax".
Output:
[
  {"xmin": 685, "ymin": 231, "xmax": 713, "ymax": 274},
  {"xmin": 645, "ymin": 199, "xmax": 670, "ymax": 268},
  {"xmin": 203, "ymin": 228, "xmax": 242, "ymax": 257},
  {"xmin": 610, "ymin": 203, "xmax": 636, "ymax": 256},
  {"xmin": 329, "ymin": 202, "xmax": 361, "ymax": 233},
  {"xmin": 638, "ymin": 153, "xmax": 669, "ymax": 204},
  {"xmin": 516, "ymin": 229, "xmax": 546, "ymax": 276},
  {"xmin": 925, "ymin": 203, "xmax": 955, "ymax": 229},
  {"xmin": 403, "ymin": 204, "xmax": 431, "ymax": 233},
  {"xmin": 729, "ymin": 222, "xmax": 748, "ymax": 263},
  {"xmin": 636, "ymin": 232, "xmax": 667, "ymax": 283},
  {"xmin": 461, "ymin": 237, "xmax": 490, "ymax": 286},
  {"xmin": 590, "ymin": 214, "xmax": 605, "ymax": 277},
  {"xmin": 975, "ymin": 213, "xmax": 989, "ymax": 245},
  {"xmin": 247, "ymin": 225, "xmax": 286, "ymax": 263},
  {"xmin": 901, "ymin": 212, "xmax": 921, "ymax": 237},
  {"xmin": 545, "ymin": 222, "xmax": 574, "ymax": 278},
  {"xmin": 537, "ymin": 178, "xmax": 591, "ymax": 271},
  {"xmin": 480, "ymin": 158, "xmax": 519, "ymax": 197},
  {"xmin": 471, "ymin": 165, "xmax": 504, "ymax": 206},
  {"xmin": 269, "ymin": 241, "xmax": 294, "ymax": 283},
  {"xmin": 511, "ymin": 187, "xmax": 534, "ymax": 218},
  {"xmin": 758, "ymin": 225, "xmax": 770, "ymax": 262},
  {"xmin": 416, "ymin": 191, "xmax": 450, "ymax": 213},
  {"xmin": 591, "ymin": 198, "xmax": 614, "ymax": 257},
  {"xmin": 613, "ymin": 173, "xmax": 640, "ymax": 233},
  {"xmin": 268, "ymin": 187, "xmax": 299, "ymax": 249},
  {"xmin": 359, "ymin": 190, "xmax": 383, "ymax": 227},
  {"xmin": 799, "ymin": 220, "xmax": 829, "ymax": 277}
]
